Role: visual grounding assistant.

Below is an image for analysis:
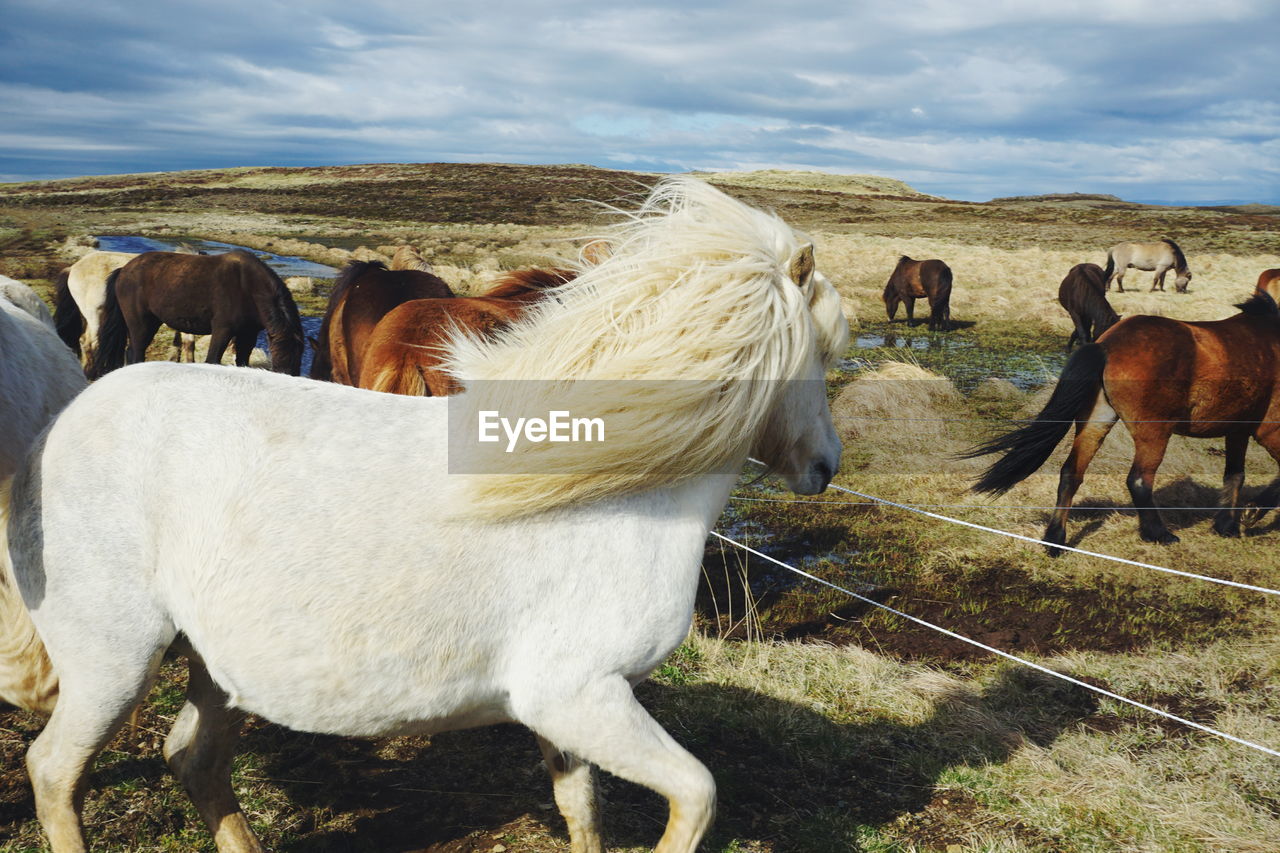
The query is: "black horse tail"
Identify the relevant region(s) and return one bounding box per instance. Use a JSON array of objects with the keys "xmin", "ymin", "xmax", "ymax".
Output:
[
  {"xmin": 88, "ymin": 269, "xmax": 128, "ymax": 379},
  {"xmin": 964, "ymin": 344, "xmax": 1108, "ymax": 494},
  {"xmin": 1102, "ymin": 252, "xmax": 1115, "ymax": 281},
  {"xmin": 52, "ymin": 268, "xmax": 82, "ymax": 356}
]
